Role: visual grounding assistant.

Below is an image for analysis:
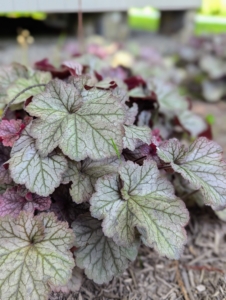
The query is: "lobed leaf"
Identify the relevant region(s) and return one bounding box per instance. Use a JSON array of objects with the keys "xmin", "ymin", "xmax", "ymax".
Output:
[
  {"xmin": 90, "ymin": 161, "xmax": 189, "ymax": 259},
  {"xmin": 157, "ymin": 138, "xmax": 226, "ymax": 210},
  {"xmin": 0, "ymin": 212, "xmax": 75, "ymax": 300},
  {"xmin": 123, "ymin": 125, "xmax": 152, "ymax": 151},
  {"xmin": 63, "ymin": 157, "xmax": 121, "ymax": 204},
  {"xmin": 26, "ymin": 79, "xmax": 125, "ymax": 161},
  {"xmin": 6, "ymin": 71, "xmax": 51, "ymax": 105},
  {"xmin": 9, "ymin": 123, "xmax": 67, "ymax": 196},
  {"xmin": 0, "ymin": 63, "xmax": 28, "ymax": 106},
  {"xmin": 72, "ymin": 214, "xmax": 139, "ymax": 284}
]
